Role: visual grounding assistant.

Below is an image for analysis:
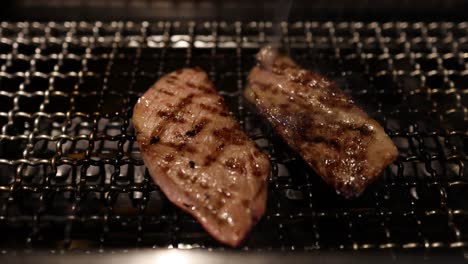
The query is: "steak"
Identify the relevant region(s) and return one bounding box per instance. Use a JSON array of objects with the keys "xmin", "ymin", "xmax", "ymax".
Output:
[
  {"xmin": 245, "ymin": 47, "xmax": 398, "ymax": 198},
  {"xmin": 133, "ymin": 68, "xmax": 270, "ymax": 246}
]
